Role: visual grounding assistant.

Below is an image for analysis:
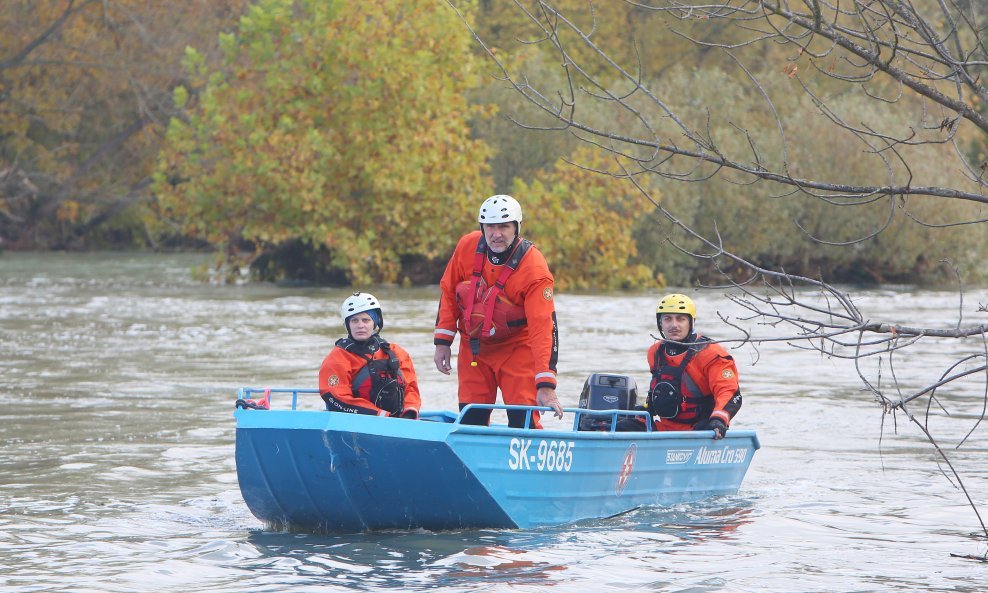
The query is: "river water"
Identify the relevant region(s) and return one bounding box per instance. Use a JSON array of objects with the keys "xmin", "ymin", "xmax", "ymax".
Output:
[{"xmin": 1, "ymin": 252, "xmax": 986, "ymax": 593}]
